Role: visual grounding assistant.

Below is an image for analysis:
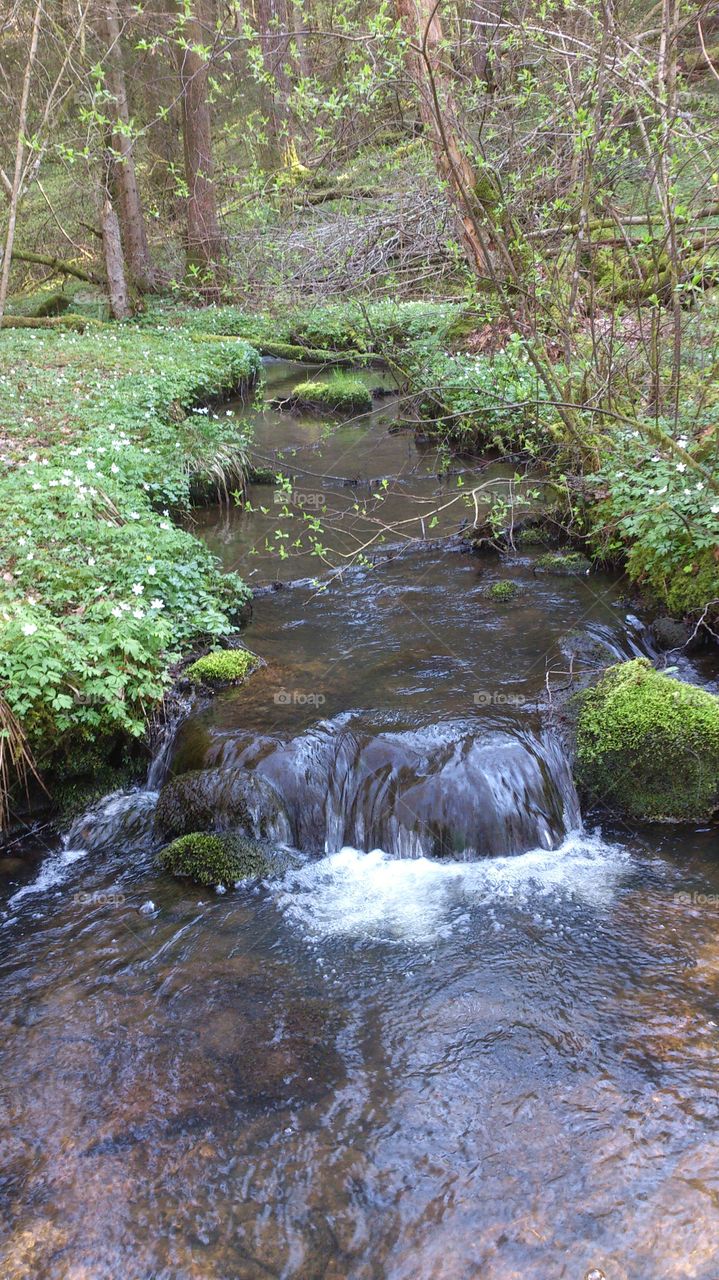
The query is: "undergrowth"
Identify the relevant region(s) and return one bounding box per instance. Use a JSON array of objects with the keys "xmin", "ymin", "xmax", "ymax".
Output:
[{"xmin": 0, "ymin": 325, "xmax": 260, "ymax": 803}]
